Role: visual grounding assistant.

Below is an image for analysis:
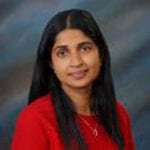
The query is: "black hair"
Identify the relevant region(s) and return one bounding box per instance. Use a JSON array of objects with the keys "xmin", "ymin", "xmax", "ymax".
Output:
[{"xmin": 28, "ymin": 9, "xmax": 124, "ymax": 149}]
